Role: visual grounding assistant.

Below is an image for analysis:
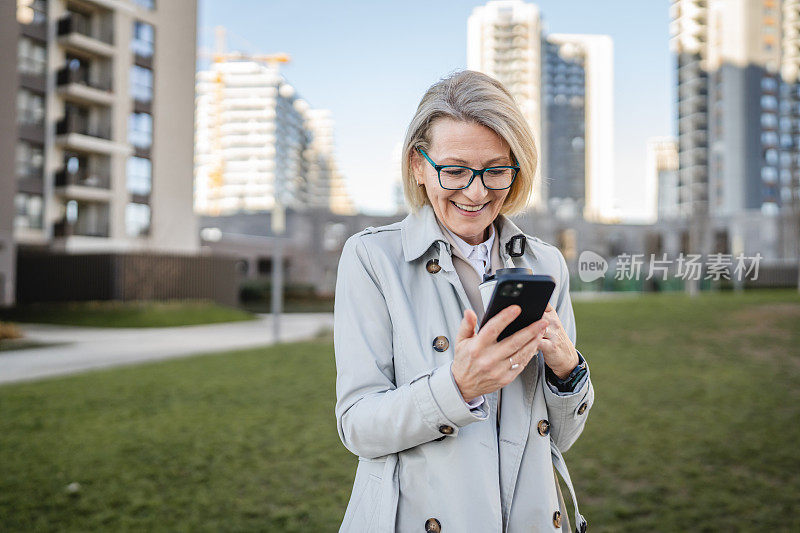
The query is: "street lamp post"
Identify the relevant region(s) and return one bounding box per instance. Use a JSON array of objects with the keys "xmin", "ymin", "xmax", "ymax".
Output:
[{"xmin": 271, "ymin": 203, "xmax": 285, "ymax": 343}]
